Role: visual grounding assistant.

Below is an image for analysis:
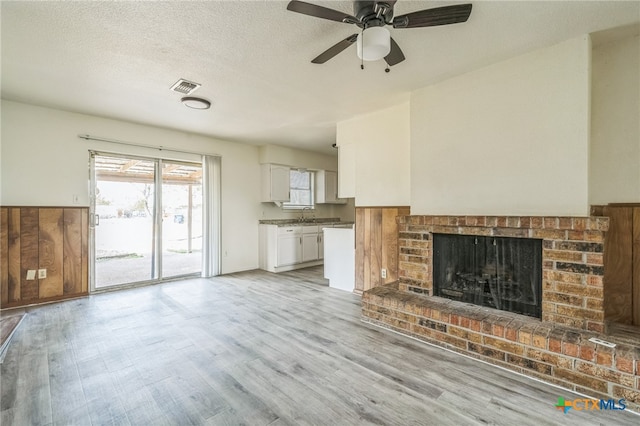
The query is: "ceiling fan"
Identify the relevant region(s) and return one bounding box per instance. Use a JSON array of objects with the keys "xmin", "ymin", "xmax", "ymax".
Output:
[{"xmin": 287, "ymin": 1, "xmax": 472, "ymax": 69}]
